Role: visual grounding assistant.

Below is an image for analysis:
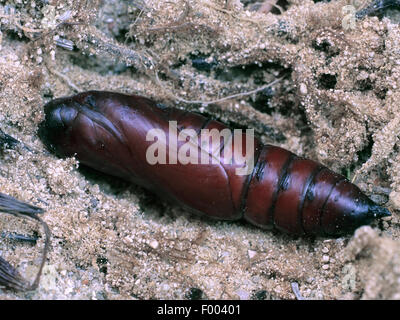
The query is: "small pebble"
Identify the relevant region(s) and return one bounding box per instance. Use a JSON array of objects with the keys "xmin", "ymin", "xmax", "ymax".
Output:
[
  {"xmin": 322, "ymin": 247, "xmax": 329, "ymax": 253},
  {"xmin": 299, "ymin": 83, "xmax": 308, "ymax": 95},
  {"xmin": 248, "ymin": 250, "xmax": 257, "ymax": 259},
  {"xmin": 149, "ymin": 240, "xmax": 159, "ymax": 249}
]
